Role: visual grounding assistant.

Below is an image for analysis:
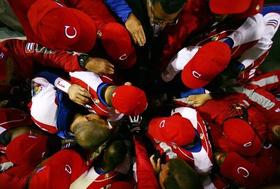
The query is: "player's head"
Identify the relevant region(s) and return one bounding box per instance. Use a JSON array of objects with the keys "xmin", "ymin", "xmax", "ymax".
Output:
[
  {"xmin": 106, "ymin": 84, "xmax": 148, "ymax": 116},
  {"xmin": 27, "ymin": 0, "xmax": 97, "ymax": 52},
  {"xmin": 159, "ymin": 158, "xmax": 200, "ymax": 189},
  {"xmin": 100, "ymin": 140, "xmax": 128, "ymax": 171},
  {"xmin": 181, "ymin": 41, "xmax": 231, "ymax": 89},
  {"xmin": 151, "ymin": 0, "xmax": 185, "ymax": 14},
  {"xmin": 148, "ymin": 0, "xmax": 185, "ymax": 28},
  {"xmin": 70, "ymin": 113, "xmax": 107, "ymax": 131},
  {"xmin": 73, "ymin": 119, "xmax": 112, "ymax": 152},
  {"xmin": 221, "ymin": 118, "xmax": 262, "ymax": 156},
  {"xmin": 148, "ymin": 114, "xmax": 196, "ymax": 146}
]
